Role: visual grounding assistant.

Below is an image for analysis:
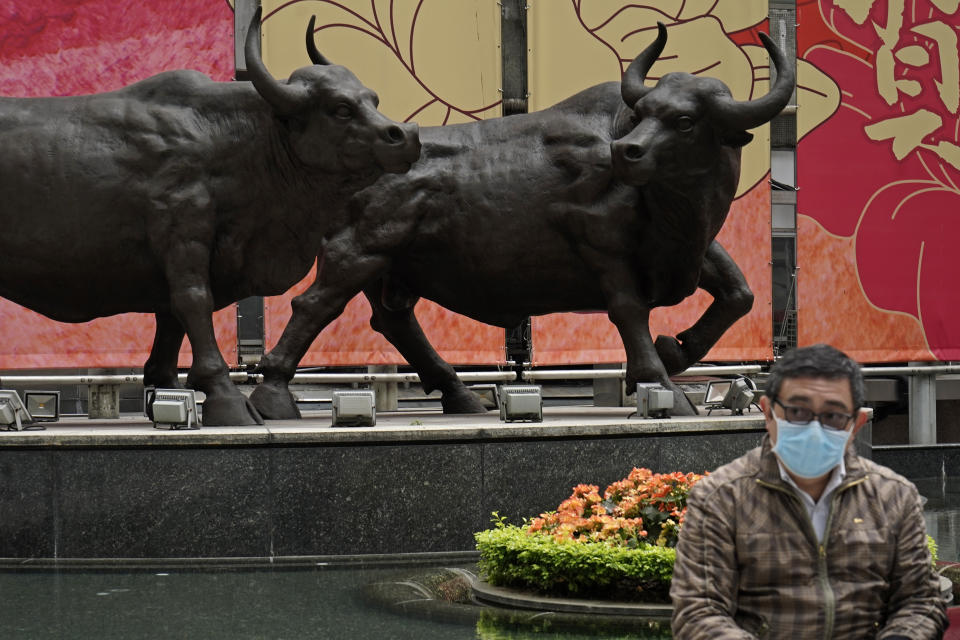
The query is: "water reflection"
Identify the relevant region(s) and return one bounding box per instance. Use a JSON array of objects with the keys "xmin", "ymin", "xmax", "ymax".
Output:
[{"xmin": 918, "ymin": 476, "xmax": 960, "ymax": 565}]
